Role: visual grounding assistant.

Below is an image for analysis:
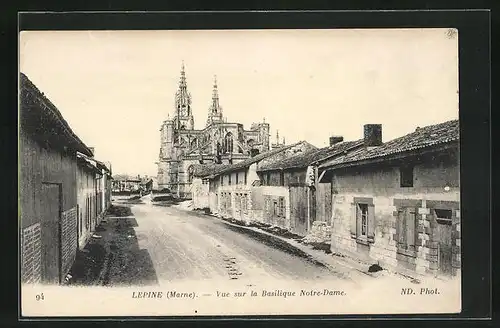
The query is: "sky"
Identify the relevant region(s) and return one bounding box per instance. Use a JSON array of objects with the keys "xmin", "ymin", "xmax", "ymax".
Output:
[{"xmin": 19, "ymin": 29, "xmax": 458, "ymax": 177}]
